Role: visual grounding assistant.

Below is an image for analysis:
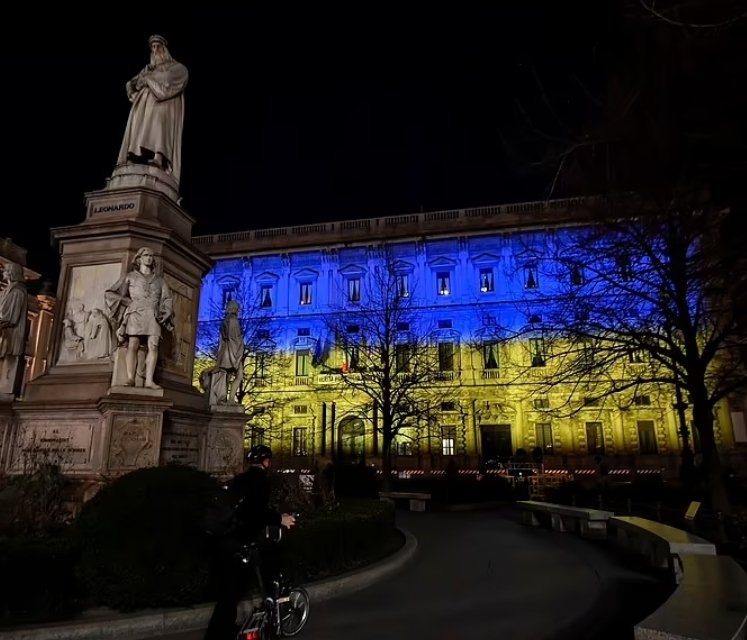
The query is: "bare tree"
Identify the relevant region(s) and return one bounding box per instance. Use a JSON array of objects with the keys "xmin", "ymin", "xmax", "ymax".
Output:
[
  {"xmin": 316, "ymin": 249, "xmax": 459, "ymax": 490},
  {"xmin": 498, "ymin": 194, "xmax": 747, "ymax": 512}
]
